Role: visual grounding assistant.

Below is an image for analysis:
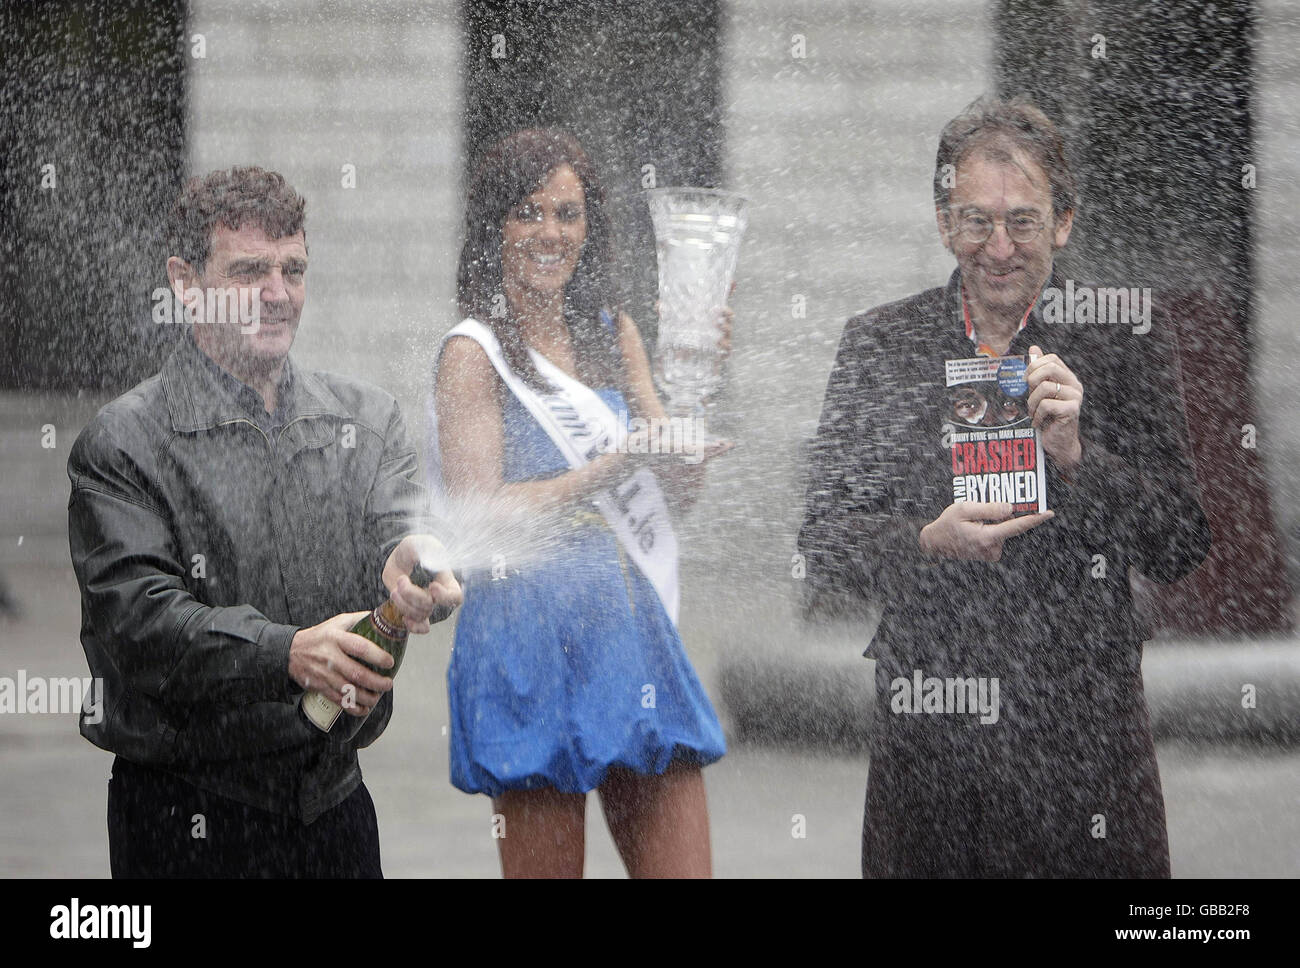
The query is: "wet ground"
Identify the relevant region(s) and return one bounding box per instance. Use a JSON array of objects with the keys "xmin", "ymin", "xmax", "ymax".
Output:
[{"xmin": 0, "ymin": 548, "xmax": 1295, "ymax": 878}]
